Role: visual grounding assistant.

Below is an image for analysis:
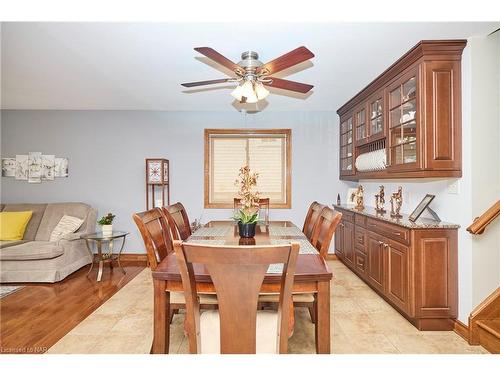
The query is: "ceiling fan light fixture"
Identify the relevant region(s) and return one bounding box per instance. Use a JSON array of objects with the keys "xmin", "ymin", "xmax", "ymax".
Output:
[
  {"xmin": 255, "ymin": 82, "xmax": 269, "ymax": 100},
  {"xmin": 239, "ymin": 80, "xmax": 258, "ymax": 103},
  {"xmin": 230, "ymin": 84, "xmax": 244, "ymax": 101}
]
